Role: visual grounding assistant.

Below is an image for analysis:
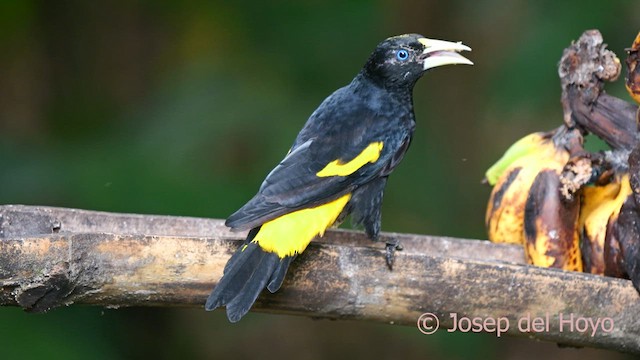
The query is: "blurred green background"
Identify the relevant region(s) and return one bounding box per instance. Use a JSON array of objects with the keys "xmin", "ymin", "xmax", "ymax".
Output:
[{"xmin": 0, "ymin": 0, "xmax": 638, "ymax": 359}]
